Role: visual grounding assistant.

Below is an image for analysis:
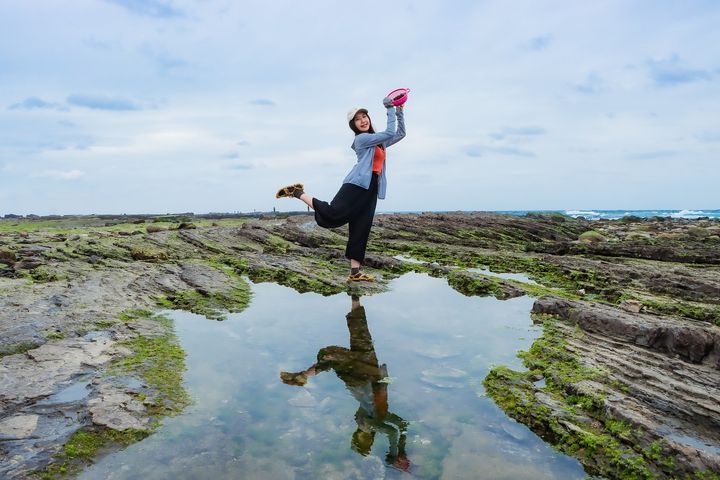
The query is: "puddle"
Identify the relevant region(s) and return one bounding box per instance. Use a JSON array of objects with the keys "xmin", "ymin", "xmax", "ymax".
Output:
[
  {"xmin": 467, "ymin": 268, "xmax": 538, "ymax": 285},
  {"xmin": 393, "ymin": 255, "xmax": 538, "ymax": 285},
  {"xmin": 393, "ymin": 255, "xmax": 428, "ymax": 265},
  {"xmin": 36, "ymin": 380, "xmax": 91, "ymax": 406},
  {"xmin": 79, "ymin": 273, "xmax": 586, "ymax": 479}
]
